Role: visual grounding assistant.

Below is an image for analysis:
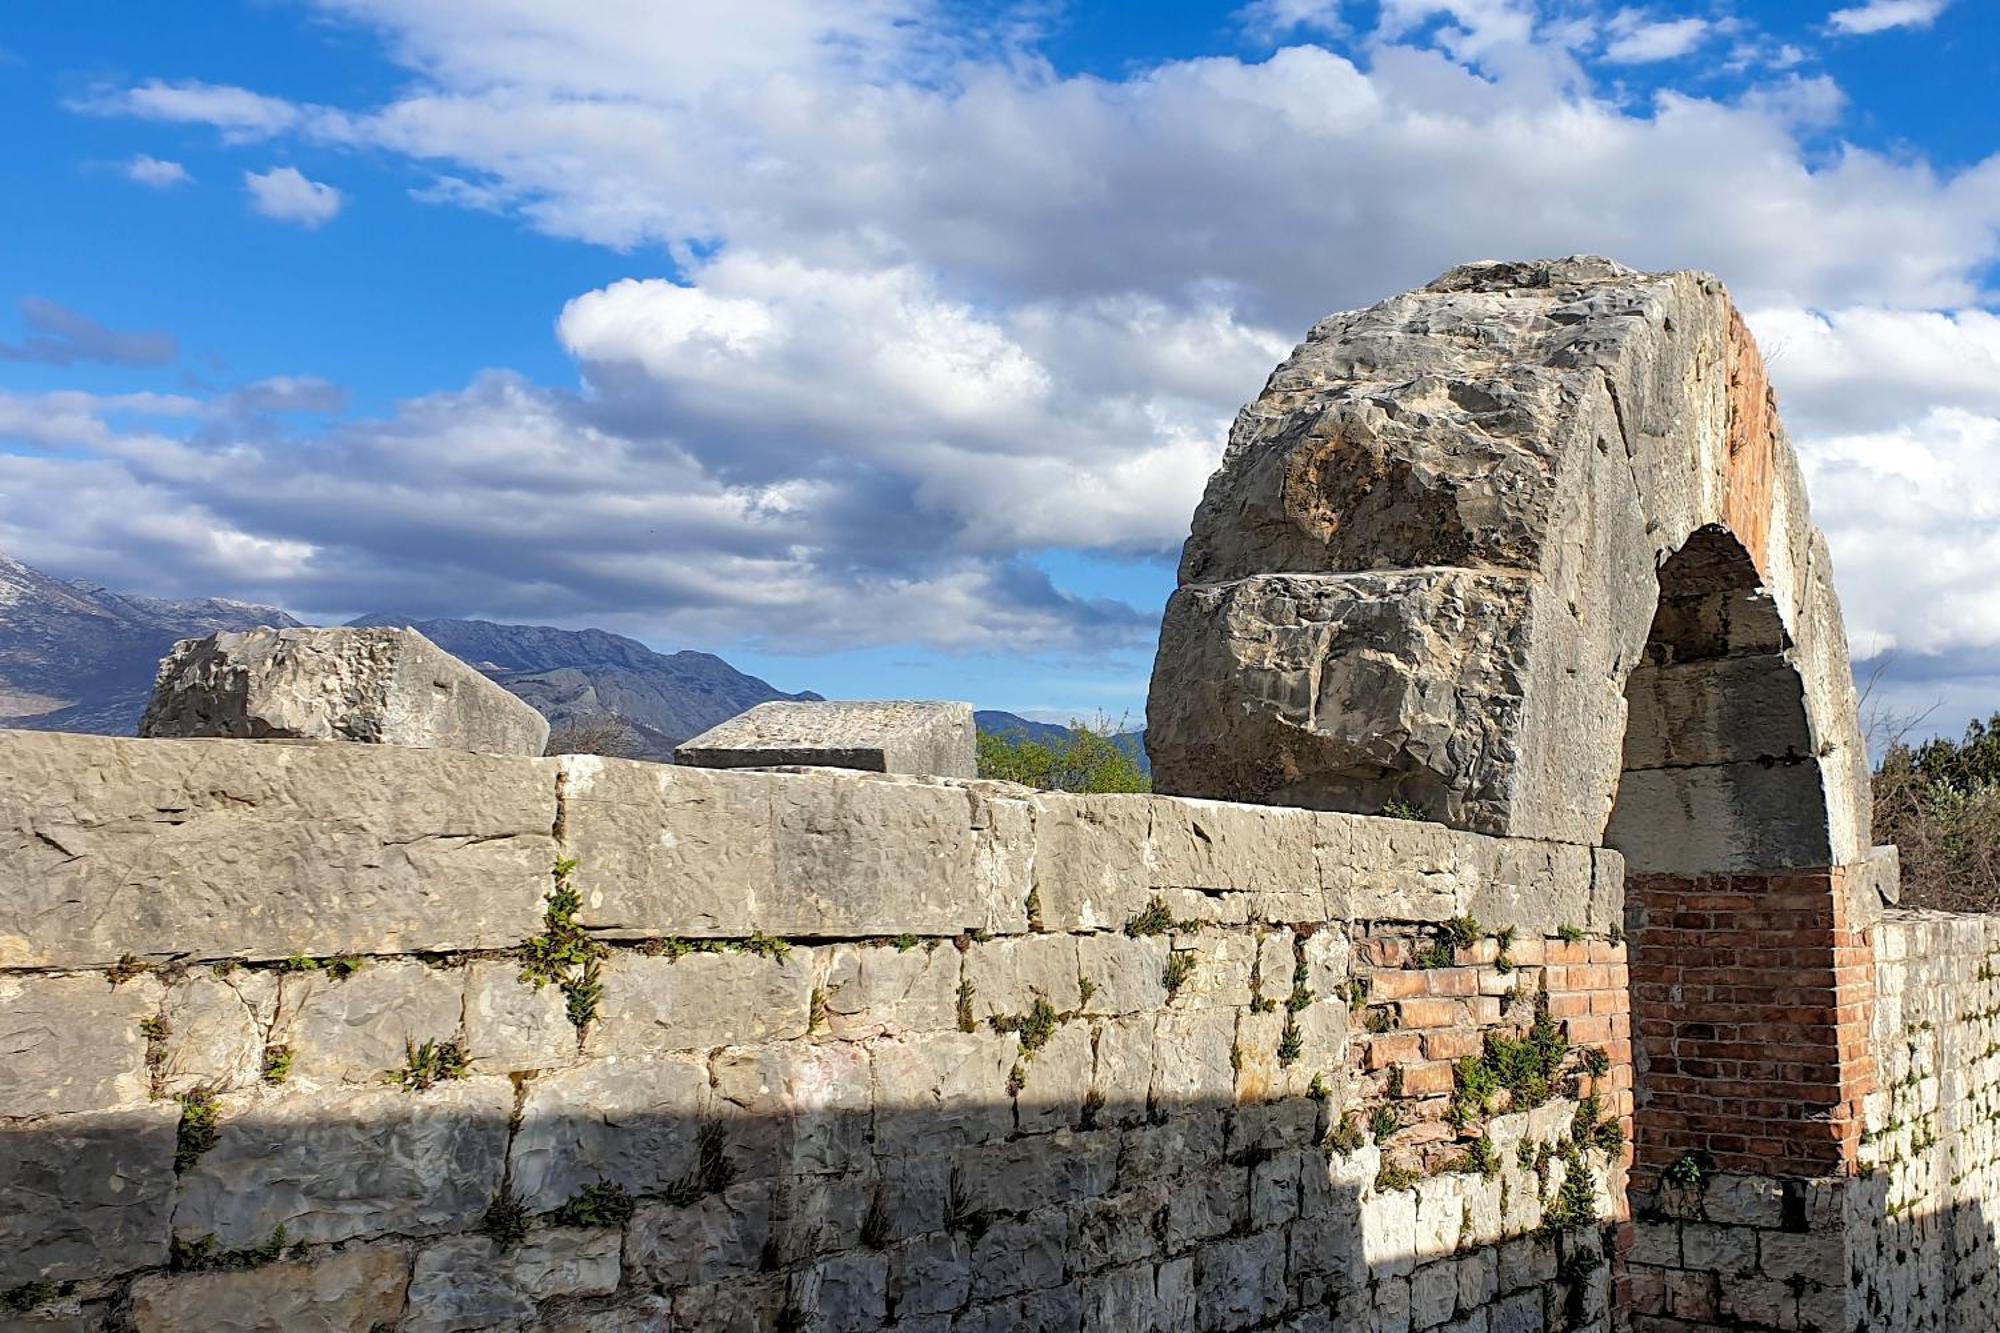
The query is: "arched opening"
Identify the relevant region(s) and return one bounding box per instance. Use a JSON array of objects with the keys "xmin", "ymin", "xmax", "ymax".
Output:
[
  {"xmin": 1609, "ymin": 525, "xmax": 1874, "ymax": 1190},
  {"xmin": 1606, "ymin": 525, "xmax": 1831, "ymax": 876}
]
